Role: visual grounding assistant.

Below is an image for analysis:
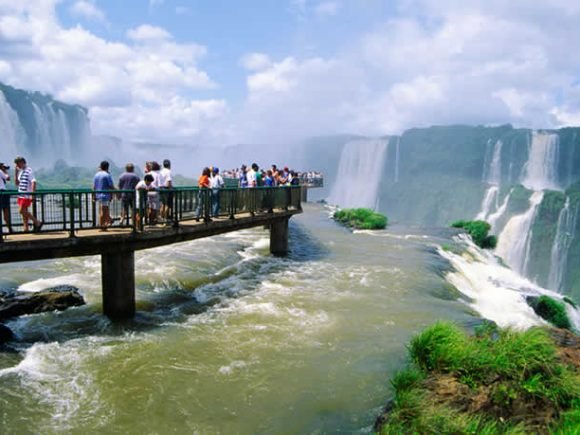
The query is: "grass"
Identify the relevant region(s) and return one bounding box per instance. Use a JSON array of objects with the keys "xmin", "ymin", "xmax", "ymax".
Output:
[
  {"xmin": 527, "ymin": 296, "xmax": 572, "ymax": 330},
  {"xmin": 451, "ymin": 220, "xmax": 497, "ymax": 249},
  {"xmin": 376, "ymin": 322, "xmax": 580, "ymax": 434},
  {"xmin": 333, "ymin": 208, "xmax": 387, "ymax": 230}
]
